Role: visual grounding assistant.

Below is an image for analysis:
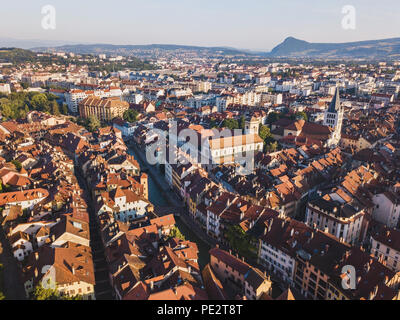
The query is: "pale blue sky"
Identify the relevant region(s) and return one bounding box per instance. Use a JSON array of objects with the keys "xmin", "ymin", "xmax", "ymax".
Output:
[{"xmin": 1, "ymin": 0, "xmax": 400, "ymax": 51}]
